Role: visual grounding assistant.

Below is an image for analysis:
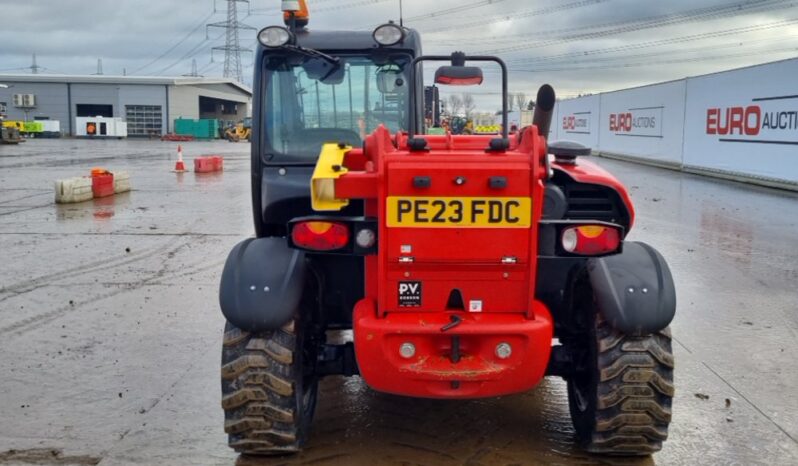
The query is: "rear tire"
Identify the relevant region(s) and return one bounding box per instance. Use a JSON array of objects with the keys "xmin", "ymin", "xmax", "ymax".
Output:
[
  {"xmin": 567, "ymin": 314, "xmax": 674, "ymax": 456},
  {"xmin": 221, "ymin": 317, "xmax": 318, "ymax": 455}
]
